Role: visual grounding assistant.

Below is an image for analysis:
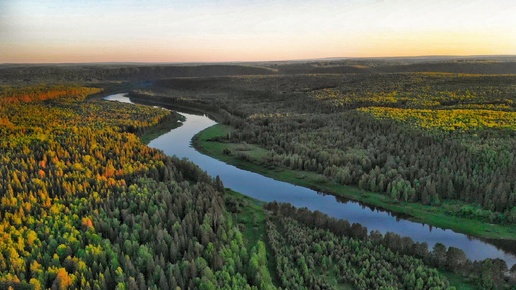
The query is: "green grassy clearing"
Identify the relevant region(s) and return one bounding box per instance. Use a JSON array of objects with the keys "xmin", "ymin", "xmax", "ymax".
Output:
[
  {"xmin": 194, "ymin": 124, "xmax": 269, "ymax": 160},
  {"xmin": 224, "ymin": 189, "xmax": 266, "ymax": 250},
  {"xmin": 316, "ymin": 267, "xmax": 354, "ymax": 290},
  {"xmin": 195, "ymin": 124, "xmax": 516, "ymax": 241},
  {"xmin": 223, "ymin": 189, "xmax": 280, "ymax": 287},
  {"xmin": 439, "ymin": 271, "xmax": 479, "ymax": 290}
]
